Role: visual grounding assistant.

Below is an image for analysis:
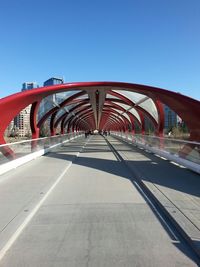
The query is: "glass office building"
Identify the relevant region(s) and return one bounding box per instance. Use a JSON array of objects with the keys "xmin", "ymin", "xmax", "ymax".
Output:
[{"xmin": 164, "ymin": 105, "xmax": 178, "ymax": 130}]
